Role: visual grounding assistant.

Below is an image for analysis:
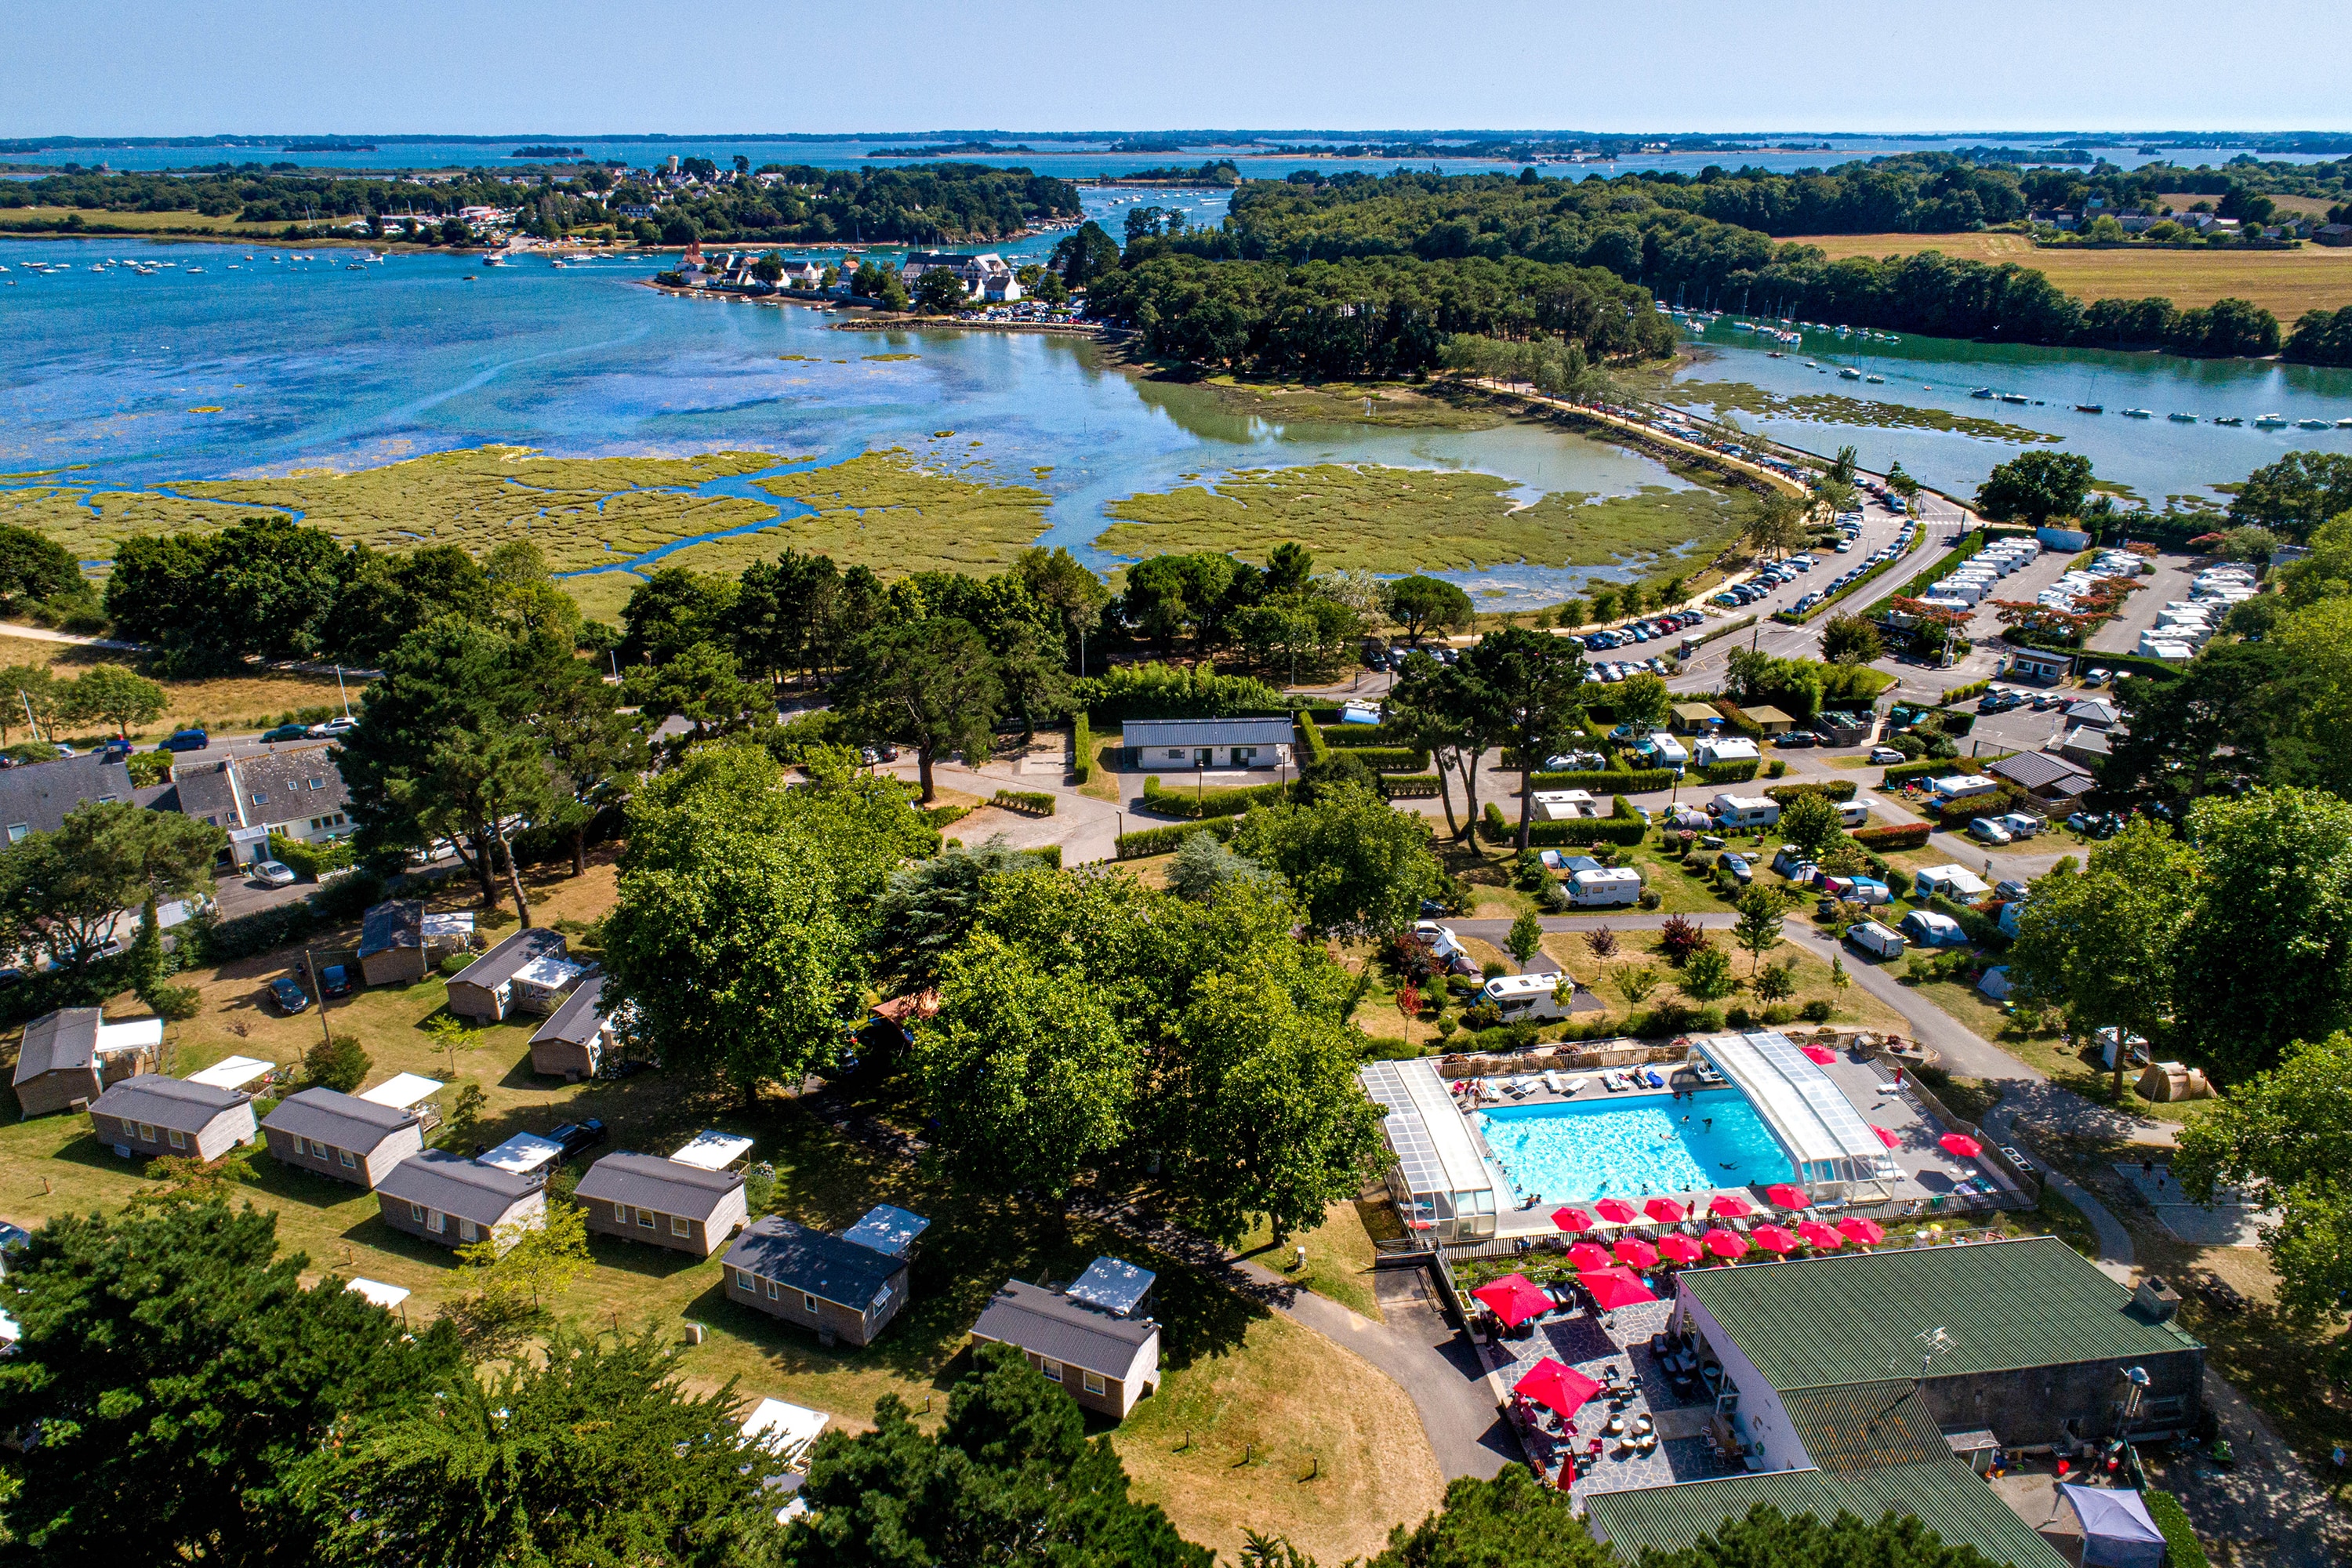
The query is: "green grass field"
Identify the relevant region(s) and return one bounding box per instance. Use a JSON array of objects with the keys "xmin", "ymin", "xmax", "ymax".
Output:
[
  {"xmin": 1095, "ymin": 463, "xmax": 1745, "ymax": 575},
  {"xmin": 1786, "ymin": 230, "xmax": 2352, "ymax": 319}
]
